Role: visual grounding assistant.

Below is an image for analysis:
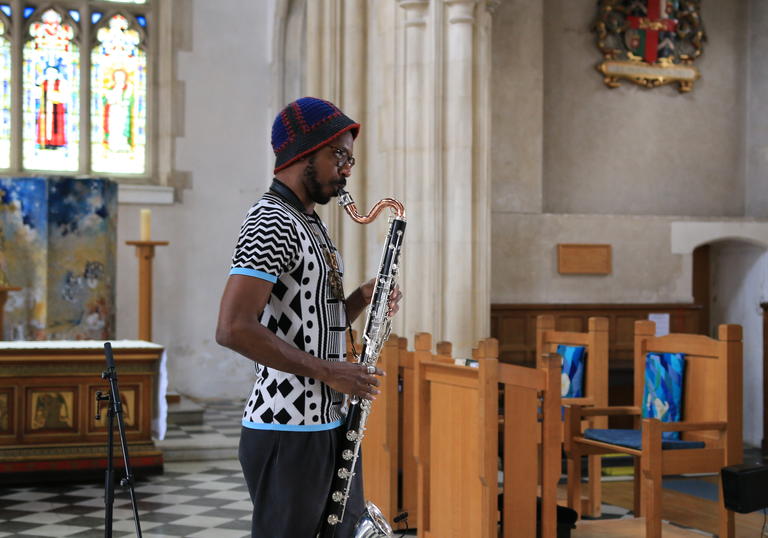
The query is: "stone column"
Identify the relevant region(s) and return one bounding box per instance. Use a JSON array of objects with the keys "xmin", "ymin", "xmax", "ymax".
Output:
[
  {"xmin": 305, "ymin": 0, "xmax": 369, "ymax": 296},
  {"xmin": 442, "ymin": 0, "xmax": 480, "ymax": 355},
  {"xmin": 337, "ymin": 0, "xmax": 368, "ymax": 294},
  {"xmin": 398, "ymin": 0, "xmax": 432, "ymax": 337}
]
